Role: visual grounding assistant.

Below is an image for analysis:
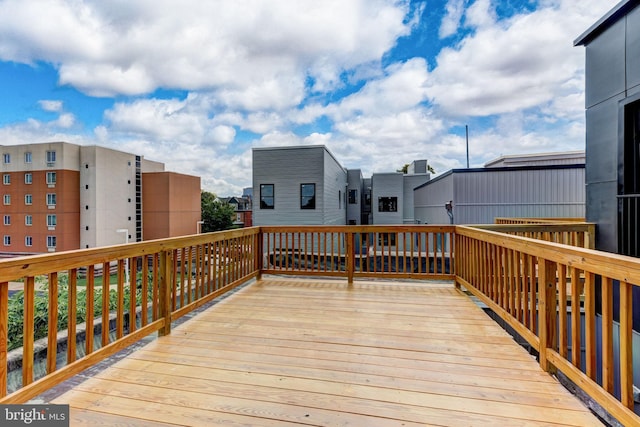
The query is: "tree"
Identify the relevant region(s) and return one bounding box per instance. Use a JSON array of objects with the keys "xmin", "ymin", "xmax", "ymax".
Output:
[
  {"xmin": 397, "ymin": 163, "xmax": 436, "ymax": 174},
  {"xmin": 201, "ymin": 191, "xmax": 235, "ymax": 232}
]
